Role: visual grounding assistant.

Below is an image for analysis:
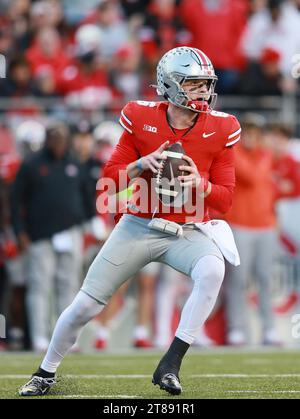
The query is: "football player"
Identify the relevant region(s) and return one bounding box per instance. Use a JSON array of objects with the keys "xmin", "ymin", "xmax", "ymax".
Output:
[{"xmin": 19, "ymin": 46, "xmax": 241, "ymax": 396}]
